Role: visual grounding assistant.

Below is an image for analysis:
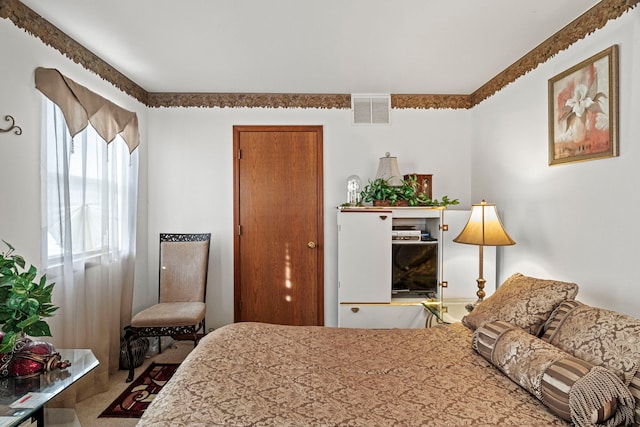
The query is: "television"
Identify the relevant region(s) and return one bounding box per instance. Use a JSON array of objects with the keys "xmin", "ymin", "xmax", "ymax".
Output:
[{"xmin": 391, "ymin": 242, "xmax": 438, "ymax": 298}]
